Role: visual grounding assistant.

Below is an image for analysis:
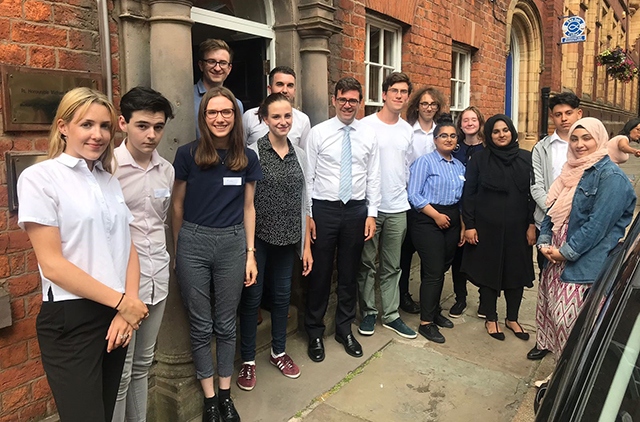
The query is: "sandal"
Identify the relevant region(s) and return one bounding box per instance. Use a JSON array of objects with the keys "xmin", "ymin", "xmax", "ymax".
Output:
[
  {"xmin": 505, "ymin": 319, "xmax": 530, "ymax": 341},
  {"xmin": 485, "ymin": 320, "xmax": 505, "ymax": 341}
]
